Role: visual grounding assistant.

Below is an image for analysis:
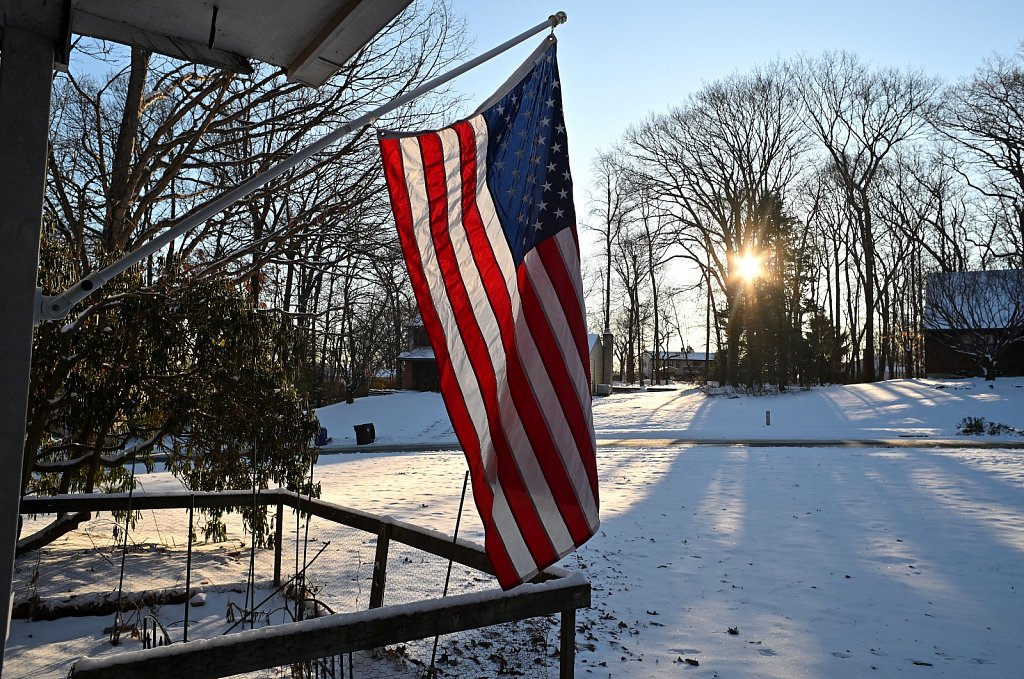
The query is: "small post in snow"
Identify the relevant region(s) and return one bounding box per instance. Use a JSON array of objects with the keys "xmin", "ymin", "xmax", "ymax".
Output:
[{"xmin": 765, "ymin": 410, "xmax": 771, "ymax": 426}]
